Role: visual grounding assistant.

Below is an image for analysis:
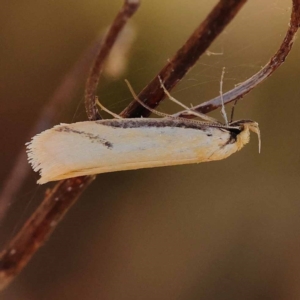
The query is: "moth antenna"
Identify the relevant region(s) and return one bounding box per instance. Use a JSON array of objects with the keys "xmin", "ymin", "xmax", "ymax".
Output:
[
  {"xmin": 158, "ymin": 76, "xmax": 190, "ymax": 111},
  {"xmin": 95, "ymin": 97, "xmax": 123, "ymax": 119},
  {"xmin": 158, "ymin": 76, "xmax": 218, "ymax": 123},
  {"xmin": 220, "ymin": 67, "xmax": 229, "ymax": 125},
  {"xmin": 125, "ymin": 80, "xmax": 223, "ymax": 128},
  {"xmin": 124, "ymin": 79, "xmax": 172, "ymax": 118}
]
